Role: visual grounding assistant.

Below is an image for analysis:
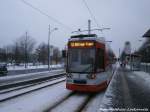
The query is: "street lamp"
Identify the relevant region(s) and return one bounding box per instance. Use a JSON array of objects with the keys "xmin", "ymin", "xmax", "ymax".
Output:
[{"xmin": 48, "ymin": 25, "xmax": 58, "ymax": 71}]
